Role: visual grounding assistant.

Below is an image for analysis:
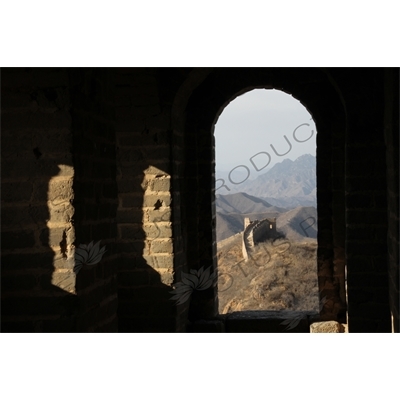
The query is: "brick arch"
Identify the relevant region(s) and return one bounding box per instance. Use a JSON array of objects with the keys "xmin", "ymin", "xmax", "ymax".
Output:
[{"xmin": 174, "ymin": 68, "xmax": 347, "ymax": 323}]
